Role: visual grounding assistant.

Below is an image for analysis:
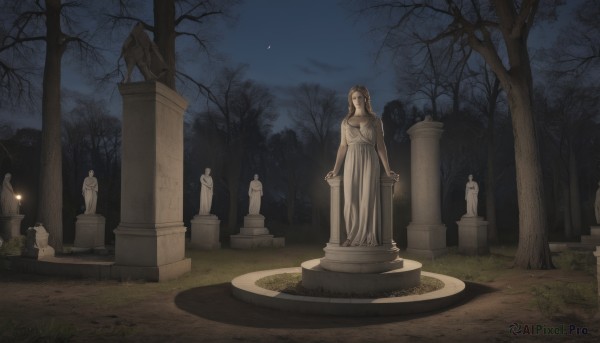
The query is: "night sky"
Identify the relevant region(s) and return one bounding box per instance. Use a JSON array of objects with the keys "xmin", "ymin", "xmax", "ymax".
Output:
[
  {"xmin": 0, "ymin": 0, "xmax": 583, "ymax": 131},
  {"xmin": 213, "ymin": 0, "xmax": 396, "ymax": 130}
]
